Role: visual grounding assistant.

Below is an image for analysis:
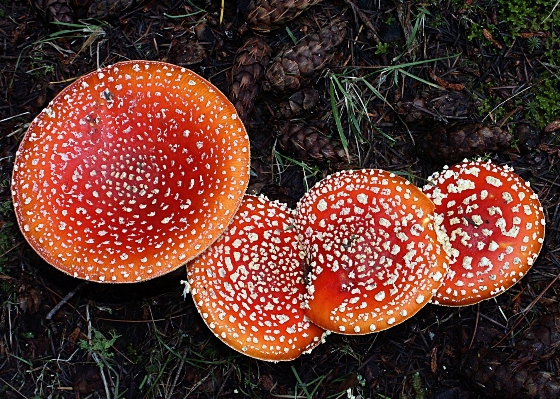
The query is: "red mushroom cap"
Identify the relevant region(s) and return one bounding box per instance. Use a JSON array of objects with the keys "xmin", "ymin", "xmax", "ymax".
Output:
[
  {"xmin": 187, "ymin": 195, "xmax": 325, "ymax": 361},
  {"xmin": 423, "ymin": 160, "xmax": 546, "ymax": 306},
  {"xmin": 296, "ymin": 169, "xmax": 448, "ymax": 334},
  {"xmin": 11, "ymin": 60, "xmax": 250, "ymax": 283}
]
